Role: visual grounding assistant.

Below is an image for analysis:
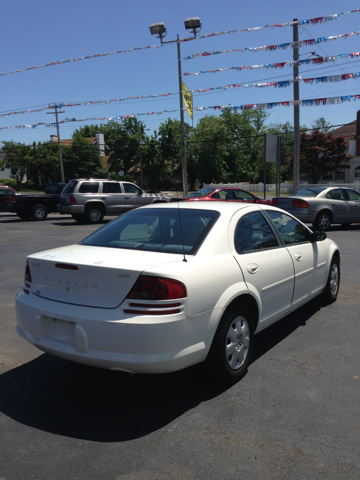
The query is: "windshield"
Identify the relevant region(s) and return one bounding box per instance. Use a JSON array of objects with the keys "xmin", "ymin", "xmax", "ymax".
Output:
[
  {"xmin": 293, "ymin": 188, "xmax": 326, "ymax": 197},
  {"xmin": 81, "ymin": 208, "xmax": 220, "ymax": 255},
  {"xmin": 186, "ymin": 189, "xmax": 216, "ymax": 198},
  {"xmin": 62, "ymin": 180, "xmax": 78, "ymax": 194}
]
